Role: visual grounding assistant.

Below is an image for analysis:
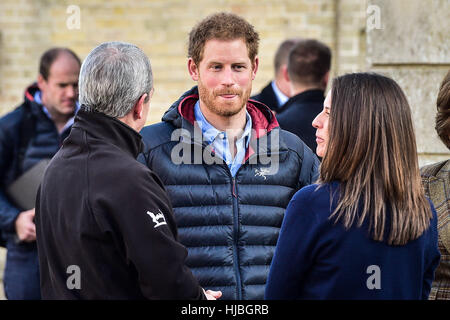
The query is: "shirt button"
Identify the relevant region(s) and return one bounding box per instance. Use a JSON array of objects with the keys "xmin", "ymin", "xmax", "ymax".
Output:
[{"xmin": 219, "ymin": 132, "xmax": 225, "ymax": 139}]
